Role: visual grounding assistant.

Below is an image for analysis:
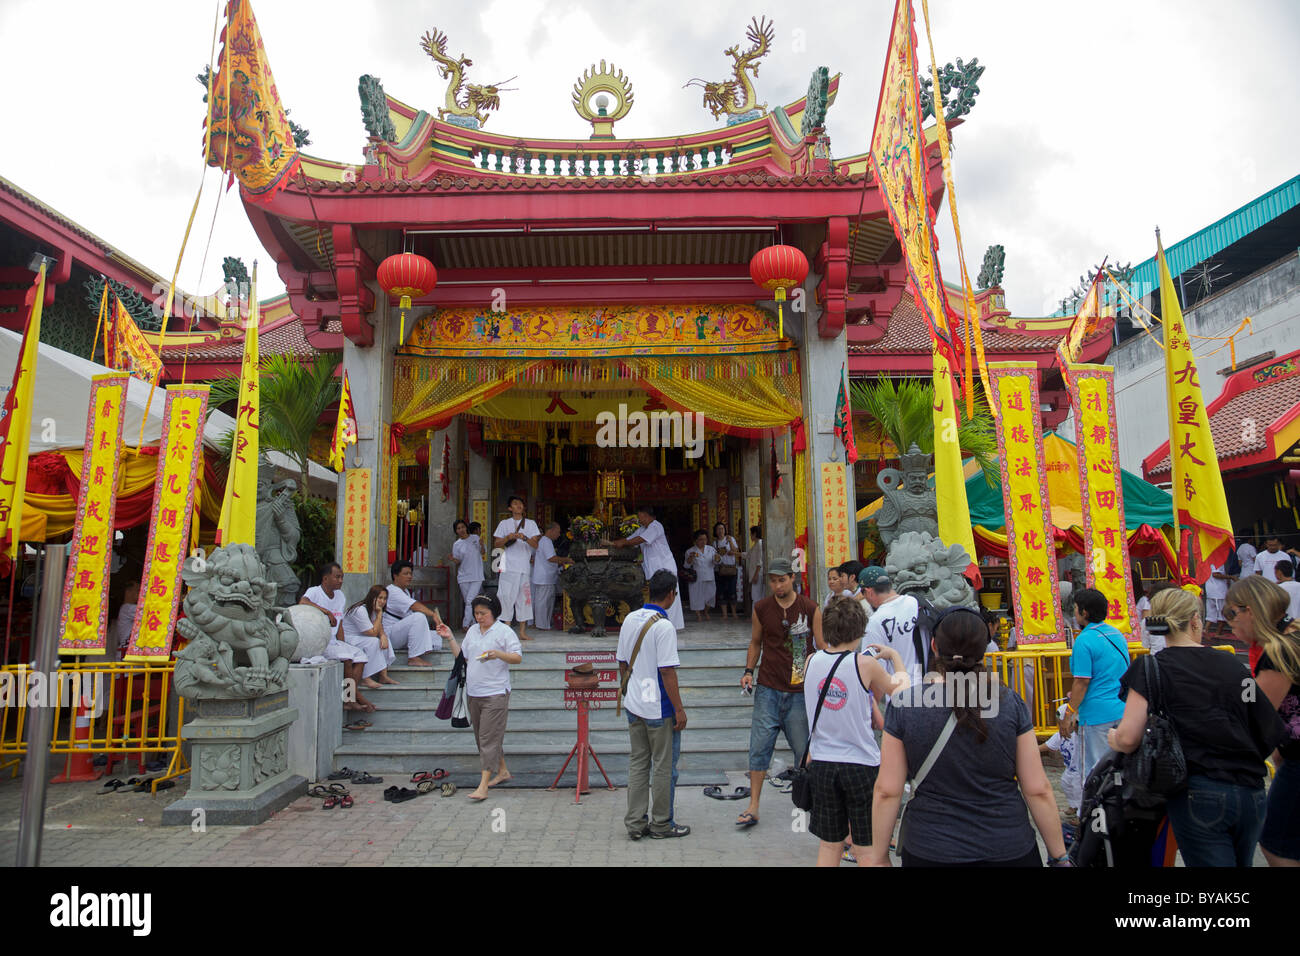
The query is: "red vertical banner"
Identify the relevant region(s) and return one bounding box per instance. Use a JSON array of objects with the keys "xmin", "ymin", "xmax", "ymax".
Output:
[
  {"xmin": 1068, "ymin": 363, "xmax": 1138, "ymax": 640},
  {"xmin": 988, "ymin": 362, "xmax": 1065, "ymax": 645},
  {"xmin": 124, "ymin": 385, "xmax": 209, "ymax": 661},
  {"xmin": 59, "ymin": 375, "xmax": 130, "ymax": 656},
  {"xmin": 717, "ymin": 486, "xmax": 730, "ymax": 534}
]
